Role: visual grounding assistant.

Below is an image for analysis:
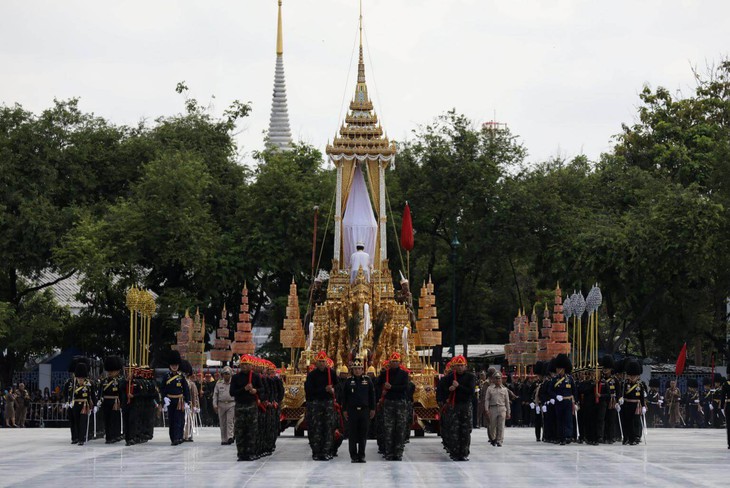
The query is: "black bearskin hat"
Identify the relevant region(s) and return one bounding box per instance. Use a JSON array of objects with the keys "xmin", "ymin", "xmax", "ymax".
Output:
[
  {"xmin": 68, "ymin": 355, "xmax": 90, "ymax": 373},
  {"xmin": 625, "ymin": 360, "xmax": 642, "ymax": 376},
  {"xmin": 599, "ymin": 355, "xmax": 615, "ymax": 370},
  {"xmin": 103, "ymin": 356, "xmax": 124, "ymax": 372},
  {"xmin": 555, "ymin": 353, "xmax": 572, "ymax": 372},
  {"xmin": 180, "ymin": 359, "xmax": 193, "ymax": 376},
  {"xmin": 533, "ymin": 361, "xmax": 545, "ymax": 376},
  {"xmin": 648, "ymin": 378, "xmax": 659, "ymax": 388},
  {"xmin": 74, "ymin": 362, "xmax": 89, "ymax": 378},
  {"xmin": 167, "ymin": 349, "xmax": 182, "ymax": 366}
]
